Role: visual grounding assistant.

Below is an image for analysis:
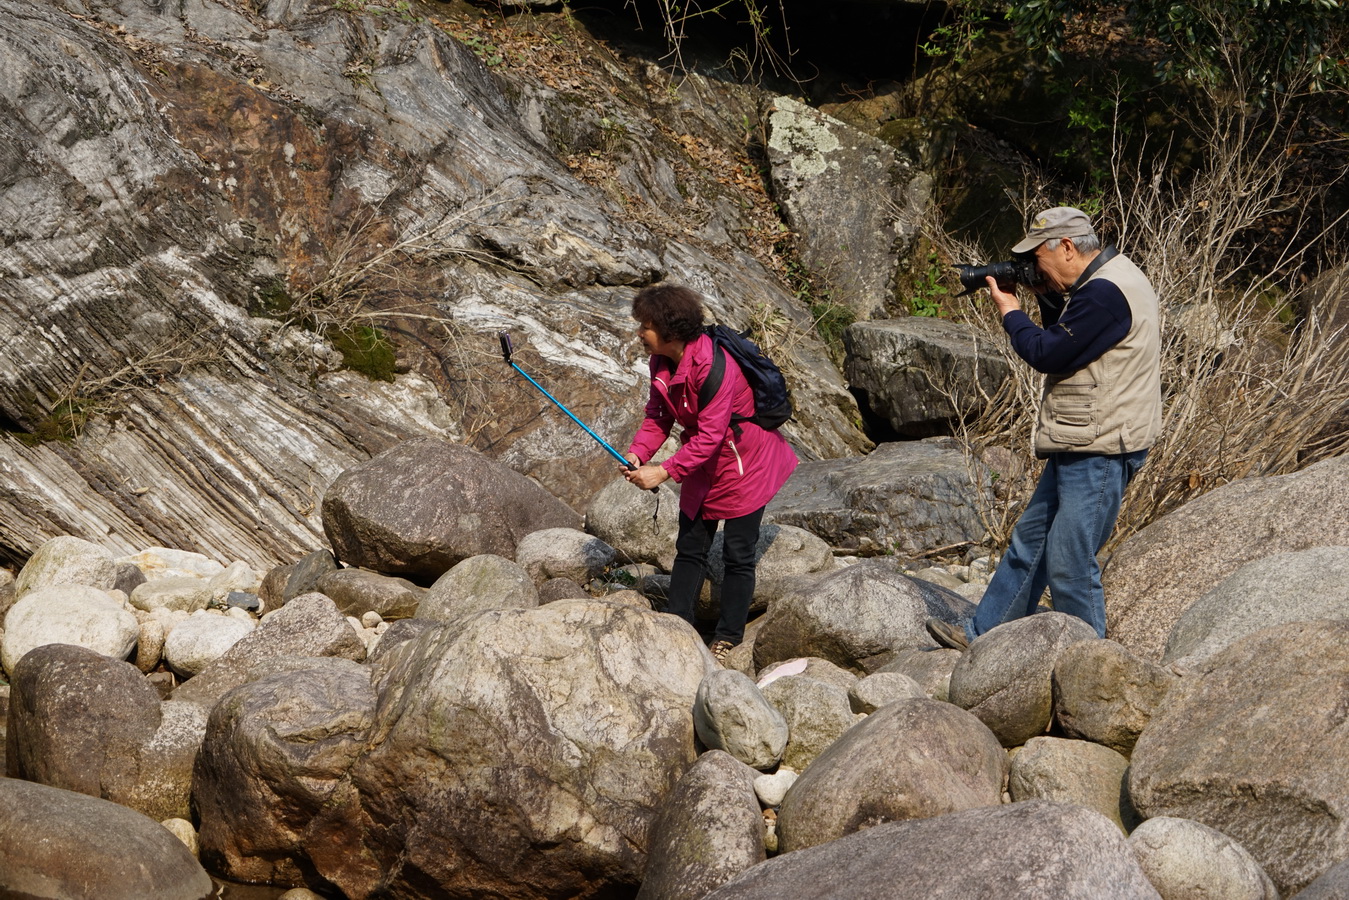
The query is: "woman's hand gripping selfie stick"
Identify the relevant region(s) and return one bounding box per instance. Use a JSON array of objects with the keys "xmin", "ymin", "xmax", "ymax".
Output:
[{"xmin": 497, "ymin": 331, "xmax": 642, "ymax": 474}]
